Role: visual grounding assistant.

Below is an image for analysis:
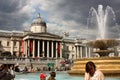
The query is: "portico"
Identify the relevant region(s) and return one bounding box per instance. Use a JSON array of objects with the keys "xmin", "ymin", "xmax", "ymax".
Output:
[{"xmin": 23, "ymin": 33, "xmax": 62, "ymax": 59}]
